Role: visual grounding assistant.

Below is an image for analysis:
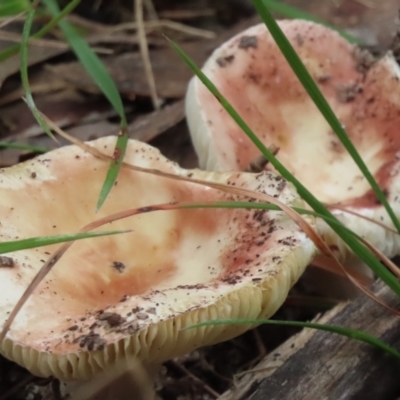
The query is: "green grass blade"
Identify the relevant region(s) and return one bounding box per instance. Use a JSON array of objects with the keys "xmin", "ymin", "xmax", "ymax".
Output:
[
  {"xmin": 41, "ymin": 0, "xmax": 128, "ymax": 211},
  {"xmin": 96, "ymin": 128, "xmax": 128, "ymax": 211},
  {"xmin": 41, "ymin": 0, "xmax": 126, "ymax": 126},
  {"xmin": 0, "ymin": 230, "xmax": 129, "ymax": 254},
  {"xmin": 20, "ymin": 5, "xmax": 56, "ymax": 140},
  {"xmin": 187, "ymin": 319, "xmax": 400, "ymax": 361},
  {"xmin": 168, "ymin": 39, "xmax": 400, "ymax": 298},
  {"xmin": 252, "ymin": 0, "xmax": 400, "ymax": 235},
  {"xmin": 262, "ymin": 0, "xmax": 360, "ymax": 43},
  {"xmin": 0, "ymin": 0, "xmax": 30, "ymax": 16},
  {"xmin": 0, "ymin": 141, "xmax": 48, "ymax": 153},
  {"xmin": 0, "ymin": 0, "xmax": 81, "ymax": 62}
]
